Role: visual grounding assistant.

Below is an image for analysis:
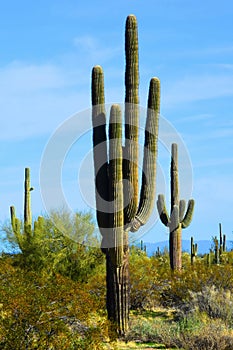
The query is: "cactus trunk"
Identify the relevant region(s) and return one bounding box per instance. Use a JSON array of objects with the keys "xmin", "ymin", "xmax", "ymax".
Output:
[
  {"xmin": 92, "ymin": 15, "xmax": 160, "ymax": 336},
  {"xmin": 170, "ymin": 225, "xmax": 182, "ymax": 270},
  {"xmin": 106, "ymin": 251, "xmax": 129, "ymax": 336}
]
